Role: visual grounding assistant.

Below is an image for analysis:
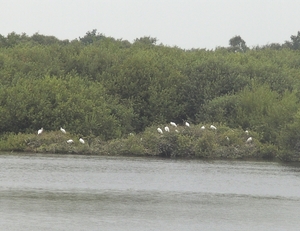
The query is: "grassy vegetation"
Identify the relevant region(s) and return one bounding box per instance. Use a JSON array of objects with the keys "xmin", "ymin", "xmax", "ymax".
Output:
[{"xmin": 0, "ymin": 123, "xmax": 291, "ymax": 161}]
